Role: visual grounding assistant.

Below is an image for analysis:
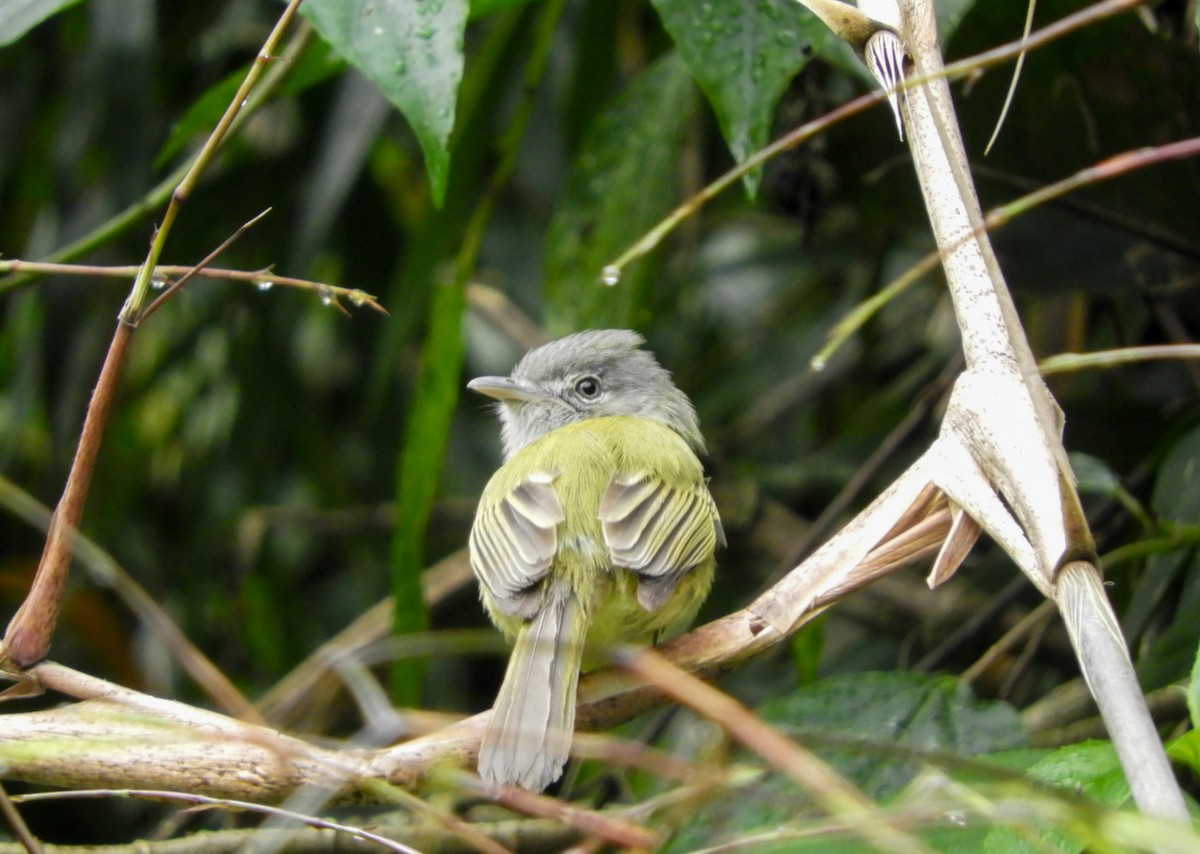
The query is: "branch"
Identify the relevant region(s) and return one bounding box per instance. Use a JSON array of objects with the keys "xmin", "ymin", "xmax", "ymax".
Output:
[
  {"xmin": 0, "ymin": 465, "xmax": 952, "ymax": 800},
  {"xmin": 892, "ymin": 0, "xmax": 1187, "ymax": 820},
  {"xmin": 0, "ymin": 0, "xmax": 309, "ymax": 674}
]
